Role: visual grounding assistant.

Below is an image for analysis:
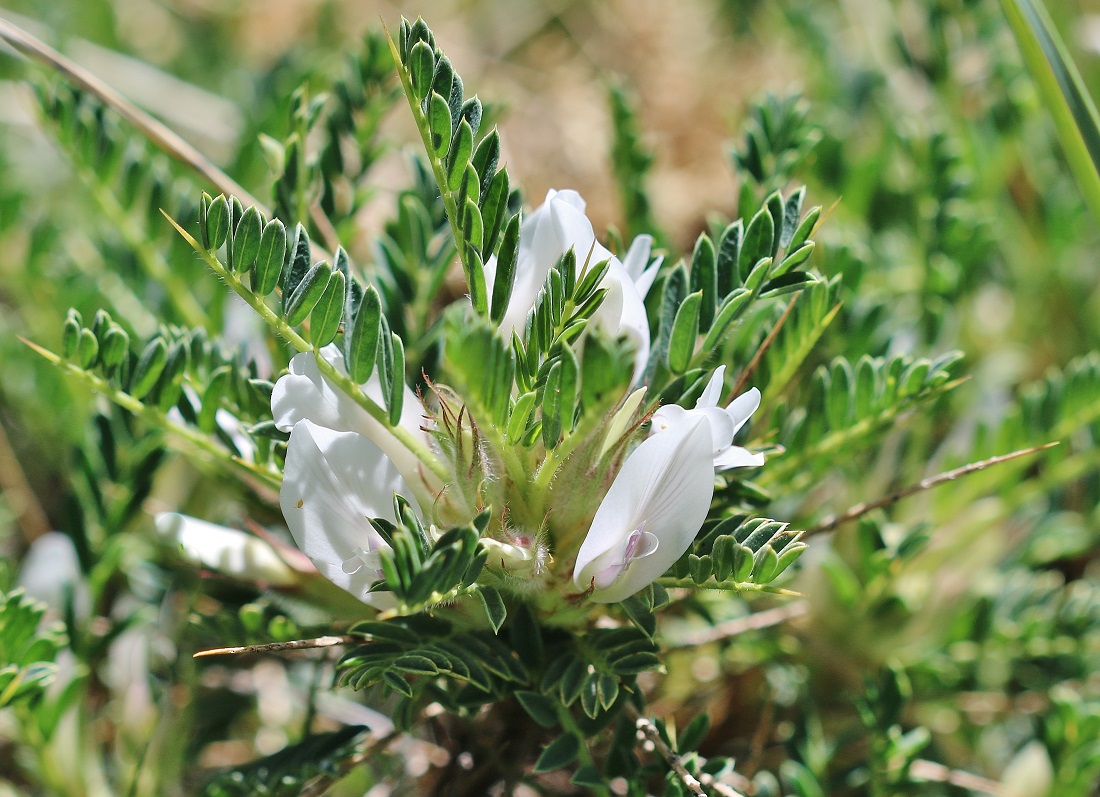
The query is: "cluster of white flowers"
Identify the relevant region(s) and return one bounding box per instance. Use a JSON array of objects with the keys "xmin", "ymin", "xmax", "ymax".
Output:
[{"xmin": 264, "ymin": 189, "xmax": 764, "ymax": 606}]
